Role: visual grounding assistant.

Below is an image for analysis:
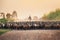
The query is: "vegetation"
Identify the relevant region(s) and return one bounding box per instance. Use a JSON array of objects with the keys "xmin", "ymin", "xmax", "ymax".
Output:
[
  {"xmin": 0, "ymin": 29, "xmax": 11, "ymax": 35},
  {"xmin": 42, "ymin": 9, "xmax": 60, "ymax": 20},
  {"xmin": 28, "ymin": 16, "xmax": 32, "ymax": 21},
  {"xmin": 42, "ymin": 14, "xmax": 48, "ymax": 20},
  {"xmin": 0, "ymin": 11, "xmax": 17, "ymax": 23},
  {"xmin": 0, "ymin": 18, "xmax": 7, "ymax": 23}
]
